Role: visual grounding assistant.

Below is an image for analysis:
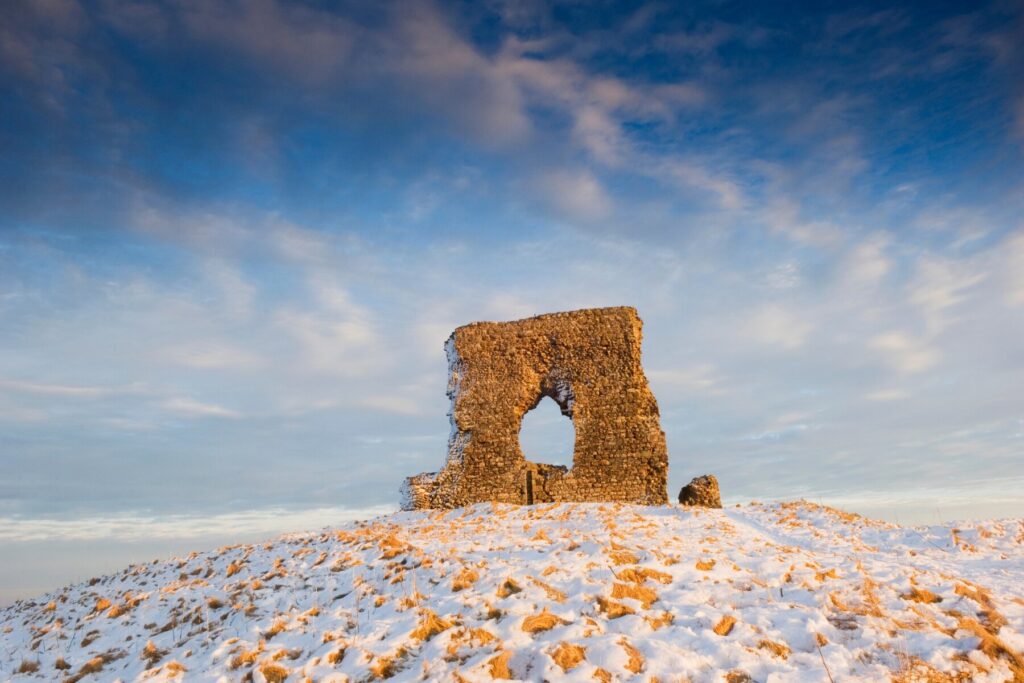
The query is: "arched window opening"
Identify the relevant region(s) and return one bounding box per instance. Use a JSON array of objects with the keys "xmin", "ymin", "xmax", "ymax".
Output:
[{"xmin": 518, "ymin": 395, "xmax": 574, "ymax": 468}]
